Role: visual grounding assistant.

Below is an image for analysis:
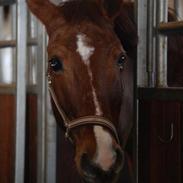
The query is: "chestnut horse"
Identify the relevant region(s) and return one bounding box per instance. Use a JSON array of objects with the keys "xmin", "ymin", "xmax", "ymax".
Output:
[{"xmin": 27, "ymin": 0, "xmax": 183, "ymax": 183}]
